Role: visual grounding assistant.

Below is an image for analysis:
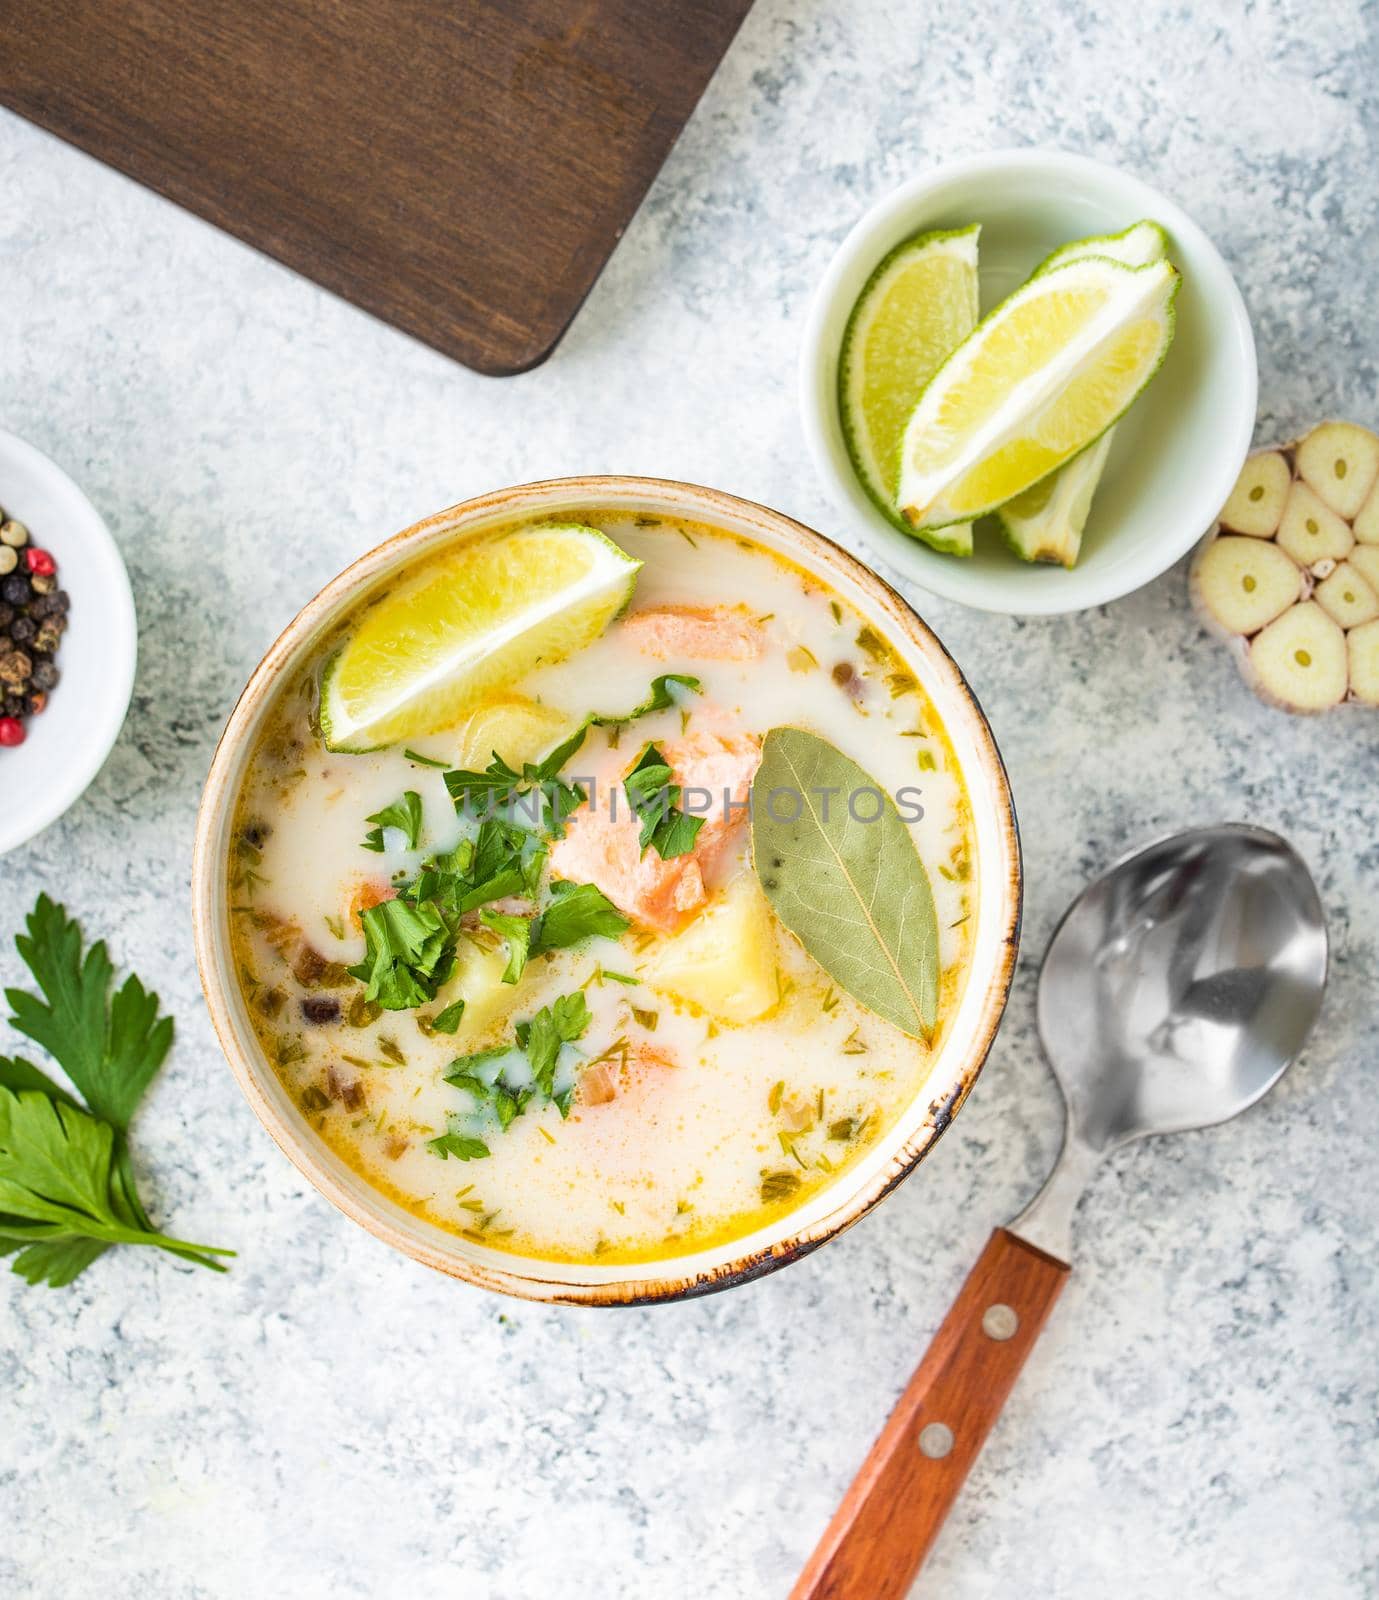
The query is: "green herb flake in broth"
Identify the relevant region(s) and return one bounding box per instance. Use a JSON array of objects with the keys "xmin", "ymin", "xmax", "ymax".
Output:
[
  {"xmin": 361, "ymin": 790, "xmax": 423, "ymax": 854},
  {"xmin": 427, "ymin": 1131, "xmax": 490, "ymax": 1162},
  {"xmin": 750, "ymin": 728, "xmax": 939, "ymax": 1038},
  {"xmin": 430, "ymin": 999, "xmax": 466, "ymax": 1034},
  {"xmin": 403, "ymin": 749, "xmax": 449, "ymax": 768},
  {"xmin": 760, "ymin": 1170, "xmax": 802, "ymax": 1203}
]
